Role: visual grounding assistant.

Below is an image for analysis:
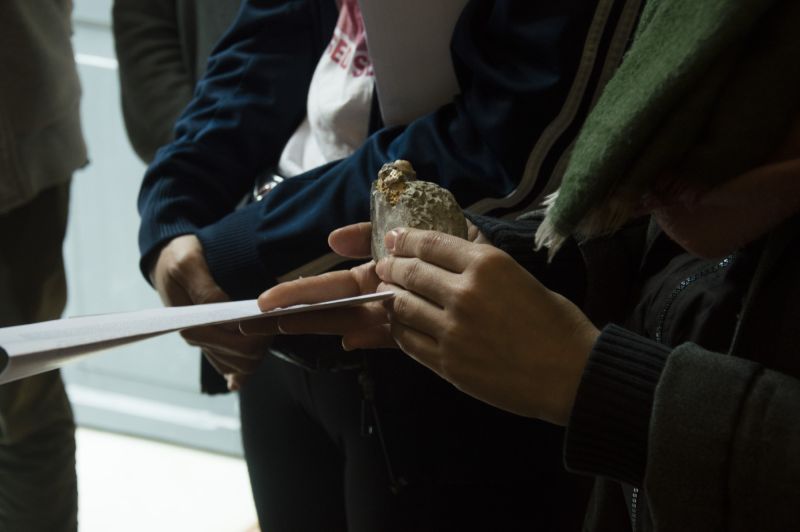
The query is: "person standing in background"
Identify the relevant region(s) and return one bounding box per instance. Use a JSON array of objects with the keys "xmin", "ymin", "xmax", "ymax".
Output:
[
  {"xmin": 113, "ymin": 0, "xmax": 243, "ymax": 163},
  {"xmin": 0, "ymin": 1, "xmax": 87, "ymax": 530}
]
